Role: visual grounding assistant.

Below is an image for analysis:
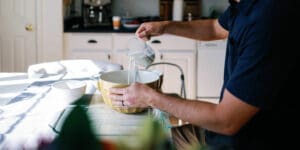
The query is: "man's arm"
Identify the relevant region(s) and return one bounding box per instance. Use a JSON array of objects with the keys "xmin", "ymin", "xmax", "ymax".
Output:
[
  {"xmin": 136, "ymin": 19, "xmax": 229, "ymax": 41},
  {"xmin": 163, "ymin": 19, "xmax": 229, "ymax": 41},
  {"xmin": 149, "ymin": 89, "xmax": 259, "ymax": 135}
]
